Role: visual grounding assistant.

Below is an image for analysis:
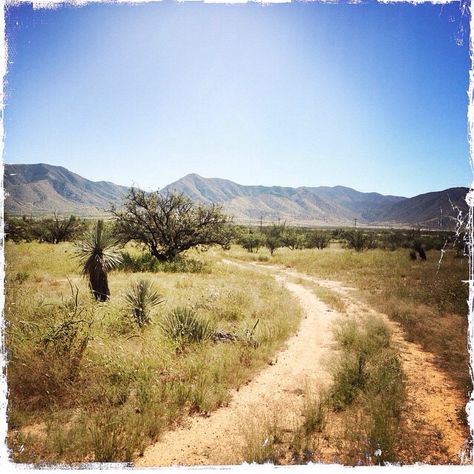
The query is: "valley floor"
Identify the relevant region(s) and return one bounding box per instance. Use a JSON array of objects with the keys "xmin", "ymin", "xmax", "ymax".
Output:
[{"xmin": 5, "ymin": 243, "xmax": 470, "ymax": 466}]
